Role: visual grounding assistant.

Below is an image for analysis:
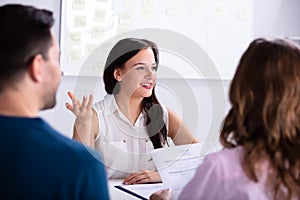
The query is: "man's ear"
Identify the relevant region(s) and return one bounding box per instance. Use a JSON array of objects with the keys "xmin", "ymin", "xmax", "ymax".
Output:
[
  {"xmin": 29, "ymin": 54, "xmax": 44, "ymax": 82},
  {"xmin": 113, "ymin": 68, "xmax": 122, "ymax": 81}
]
